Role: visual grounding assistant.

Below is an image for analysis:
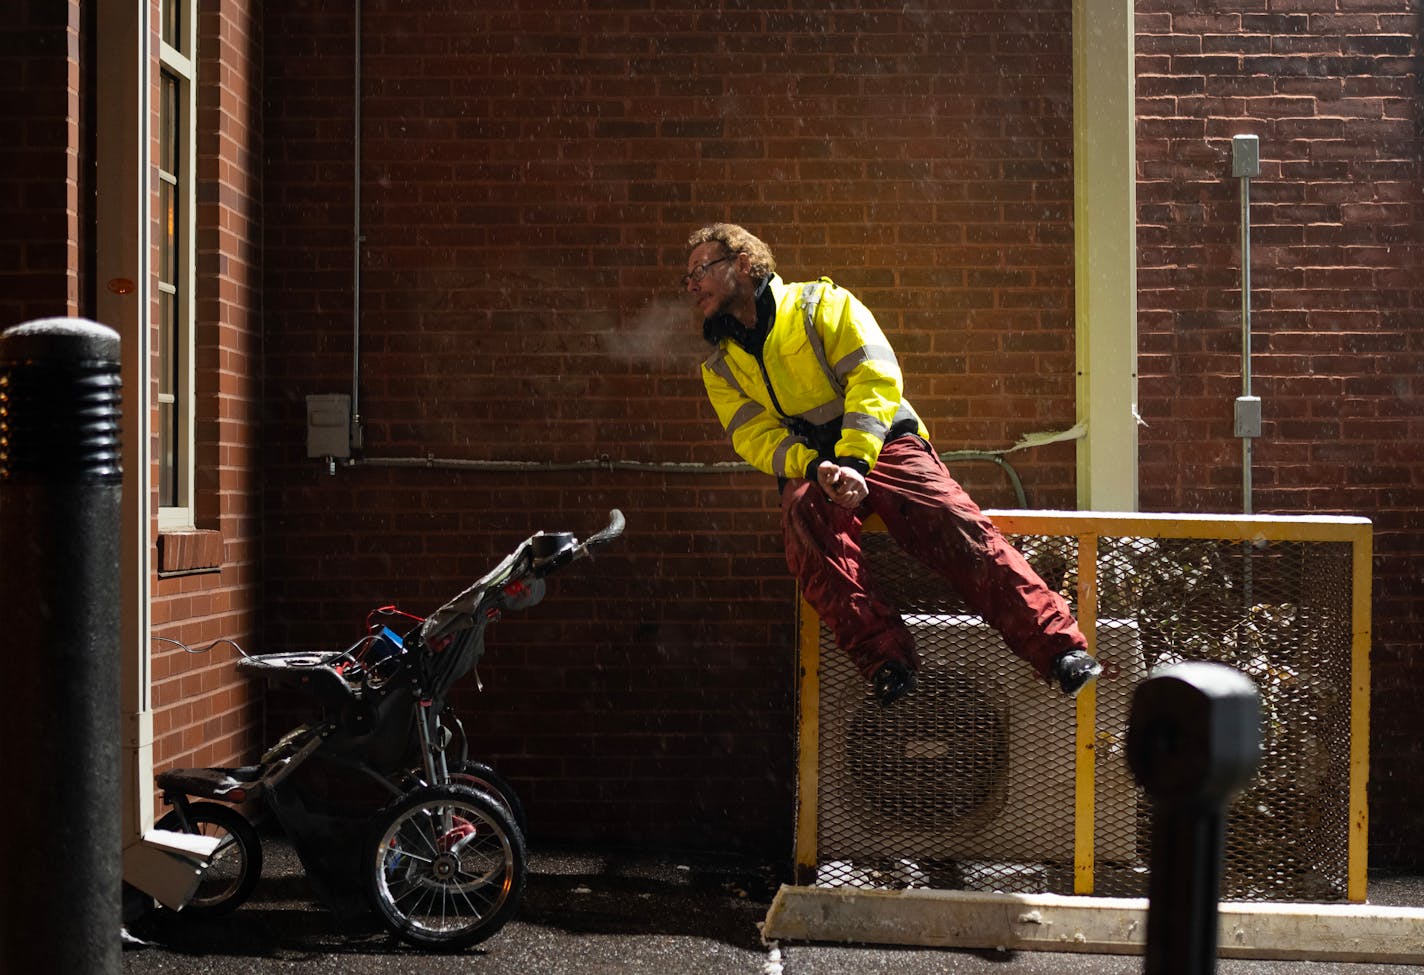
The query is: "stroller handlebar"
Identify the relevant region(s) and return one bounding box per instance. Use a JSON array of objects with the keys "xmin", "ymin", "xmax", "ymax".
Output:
[
  {"xmin": 239, "ymin": 510, "xmax": 627, "ymax": 711},
  {"xmin": 528, "ymin": 508, "xmax": 626, "ymax": 574},
  {"xmin": 417, "ymin": 509, "xmax": 626, "ymax": 645},
  {"xmin": 577, "ymin": 508, "xmax": 625, "ymax": 556}
]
